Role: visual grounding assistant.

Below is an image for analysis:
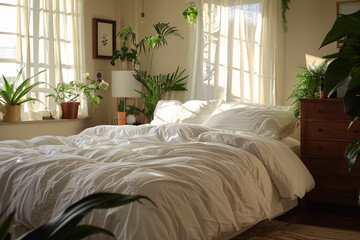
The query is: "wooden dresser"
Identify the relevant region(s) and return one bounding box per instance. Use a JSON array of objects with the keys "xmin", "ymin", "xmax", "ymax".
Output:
[{"xmin": 300, "ymin": 98, "xmax": 360, "ymax": 206}]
